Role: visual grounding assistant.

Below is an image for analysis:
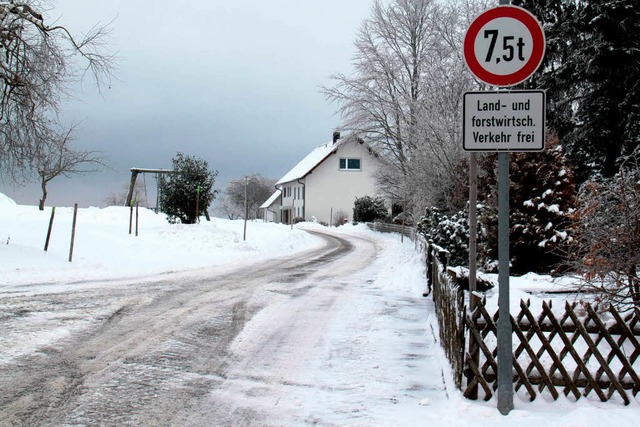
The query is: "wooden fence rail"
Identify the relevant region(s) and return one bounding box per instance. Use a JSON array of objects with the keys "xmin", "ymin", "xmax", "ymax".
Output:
[{"xmin": 366, "ymin": 222, "xmax": 415, "ymax": 240}]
